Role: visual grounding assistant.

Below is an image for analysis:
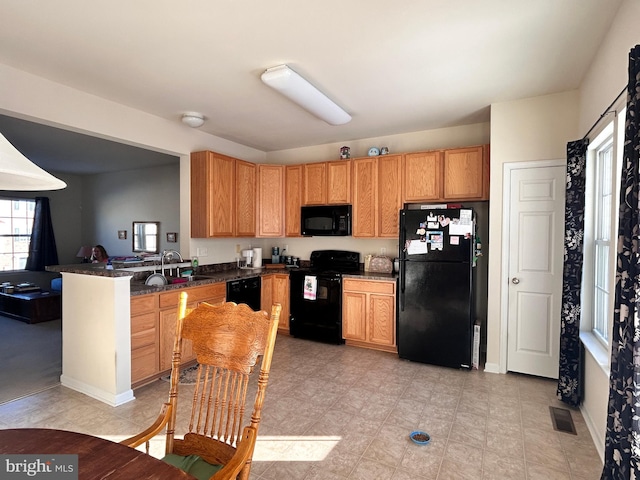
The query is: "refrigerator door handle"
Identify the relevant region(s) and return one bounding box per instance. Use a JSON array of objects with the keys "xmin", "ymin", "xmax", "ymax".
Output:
[{"xmin": 399, "ymin": 260, "xmax": 405, "ymax": 311}]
